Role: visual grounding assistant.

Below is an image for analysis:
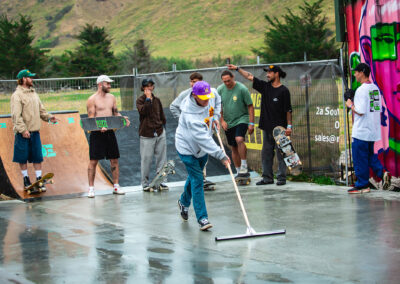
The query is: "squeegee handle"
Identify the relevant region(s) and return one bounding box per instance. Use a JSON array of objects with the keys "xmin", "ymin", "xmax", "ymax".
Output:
[{"xmin": 215, "ymin": 131, "xmax": 252, "ymax": 229}]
